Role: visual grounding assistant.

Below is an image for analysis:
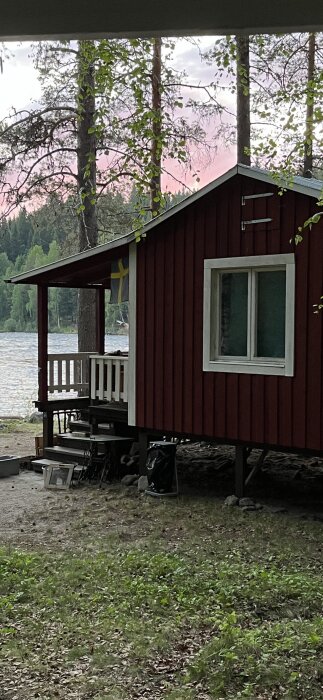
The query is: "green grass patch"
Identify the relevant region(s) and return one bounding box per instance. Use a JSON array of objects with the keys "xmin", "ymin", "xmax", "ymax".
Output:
[
  {"xmin": 0, "ymin": 418, "xmax": 40, "ymax": 434},
  {"xmin": 1, "ymin": 499, "xmax": 323, "ymax": 698}
]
